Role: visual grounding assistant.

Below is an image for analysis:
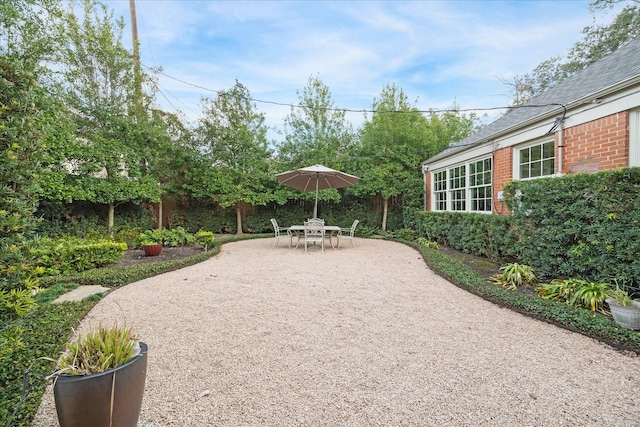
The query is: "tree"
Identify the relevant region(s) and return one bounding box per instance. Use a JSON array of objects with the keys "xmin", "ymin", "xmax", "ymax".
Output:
[
  {"xmin": 355, "ymin": 85, "xmax": 478, "ymax": 231},
  {"xmin": 276, "ymin": 75, "xmax": 356, "ymax": 211},
  {"xmin": 187, "ymin": 81, "xmax": 273, "ymax": 234},
  {"xmin": 506, "ymin": 2, "xmax": 640, "ymax": 105},
  {"xmin": 54, "ymin": 0, "xmax": 162, "ymax": 234},
  {"xmin": 0, "ymin": 0, "xmax": 69, "ymax": 317},
  {"xmin": 278, "ymin": 74, "xmax": 355, "ymax": 169}
]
